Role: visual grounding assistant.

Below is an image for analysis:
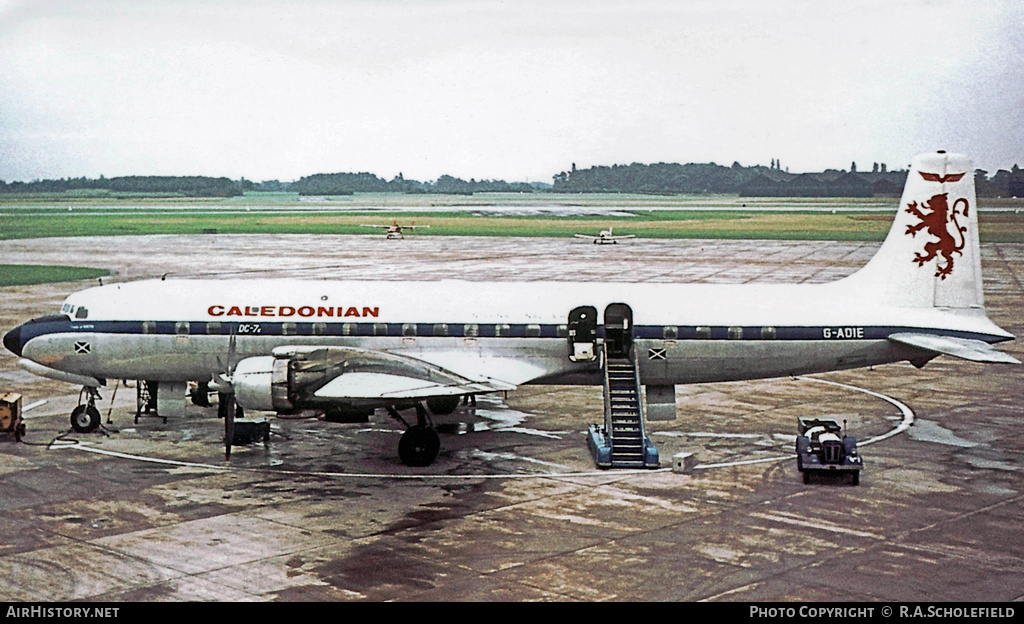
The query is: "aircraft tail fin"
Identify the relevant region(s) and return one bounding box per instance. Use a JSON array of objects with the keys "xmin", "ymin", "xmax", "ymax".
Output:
[{"xmin": 844, "ymin": 151, "xmax": 983, "ymax": 310}]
